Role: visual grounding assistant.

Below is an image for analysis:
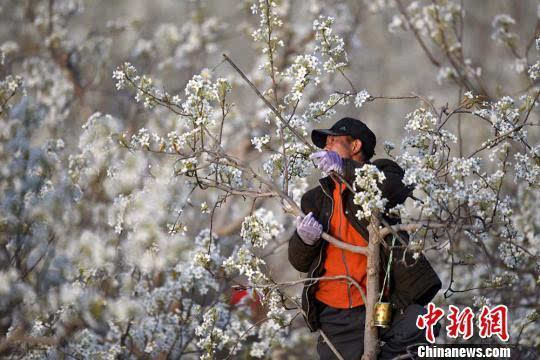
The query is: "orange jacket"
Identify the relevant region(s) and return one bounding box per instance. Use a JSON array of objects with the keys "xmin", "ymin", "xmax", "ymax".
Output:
[{"xmin": 315, "ymin": 181, "xmax": 368, "ymax": 308}]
